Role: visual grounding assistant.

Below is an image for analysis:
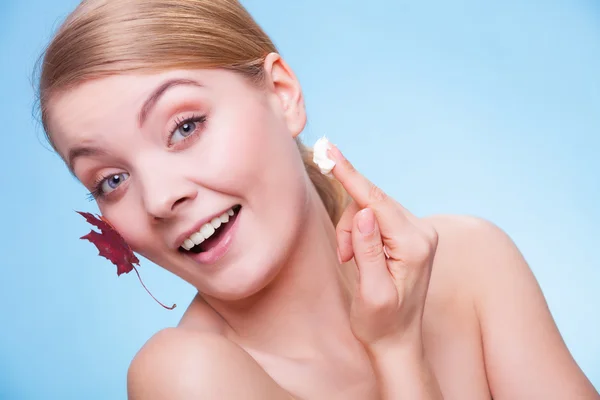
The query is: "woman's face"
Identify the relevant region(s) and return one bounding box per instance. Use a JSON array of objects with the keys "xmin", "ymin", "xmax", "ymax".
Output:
[{"xmin": 48, "ymin": 57, "xmax": 311, "ymax": 300}]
